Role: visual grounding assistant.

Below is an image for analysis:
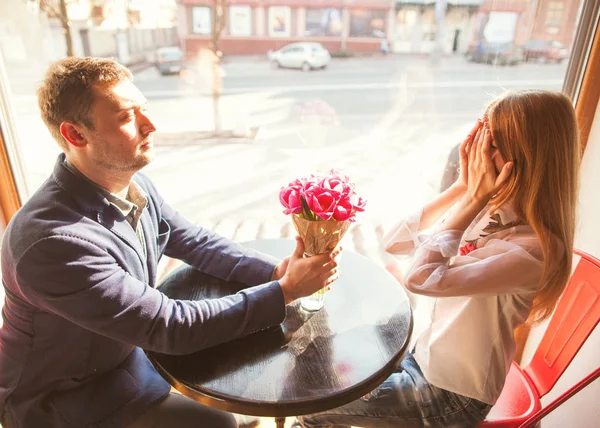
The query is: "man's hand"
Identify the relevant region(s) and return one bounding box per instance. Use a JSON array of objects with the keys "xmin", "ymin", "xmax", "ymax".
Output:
[
  {"xmin": 278, "ymin": 236, "xmax": 342, "ymax": 305},
  {"xmin": 271, "ymin": 257, "xmax": 289, "ymax": 281}
]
